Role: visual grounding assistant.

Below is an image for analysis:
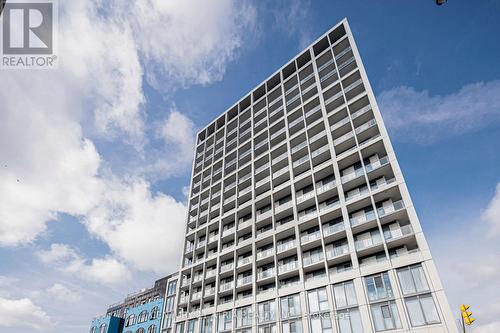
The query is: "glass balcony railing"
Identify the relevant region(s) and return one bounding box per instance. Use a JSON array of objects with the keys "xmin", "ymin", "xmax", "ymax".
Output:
[
  {"xmin": 255, "ymin": 163, "xmax": 269, "ymax": 174},
  {"xmin": 257, "ymin": 248, "xmax": 274, "ymax": 259},
  {"xmin": 311, "ymin": 145, "xmax": 329, "ymax": 158},
  {"xmin": 205, "ymin": 270, "xmax": 216, "ymax": 278},
  {"xmin": 278, "ymin": 261, "xmax": 299, "ymax": 274},
  {"xmin": 272, "ymin": 152, "xmax": 288, "ymax": 165},
  {"xmin": 291, "ymin": 141, "xmax": 308, "ymax": 154},
  {"xmin": 309, "ymin": 130, "xmax": 326, "ymax": 144},
  {"xmin": 298, "ymin": 209, "xmax": 317, "ymax": 222},
  {"xmin": 219, "ymin": 282, "xmax": 234, "ymax": 292},
  {"xmin": 335, "ymin": 46, "xmax": 352, "ymax": 60},
  {"xmin": 303, "ymin": 253, "xmax": 324, "ymax": 266},
  {"xmin": 318, "ymin": 58, "xmax": 335, "ymax": 72},
  {"xmin": 301, "ymin": 230, "xmax": 321, "ymax": 244},
  {"xmin": 273, "ymin": 166, "xmax": 289, "ymax": 178},
  {"xmin": 277, "ymin": 240, "xmax": 296, "ymax": 253},
  {"xmin": 237, "ymin": 256, "xmax": 252, "ymax": 267},
  {"xmin": 296, "ymin": 190, "xmax": 315, "ymax": 203},
  {"xmin": 355, "ymin": 233, "xmax": 382, "ymax": 251},
  {"xmin": 323, "ymin": 222, "xmax": 345, "ymax": 236},
  {"xmin": 258, "ymin": 268, "xmax": 275, "ymax": 280},
  {"xmin": 204, "ymin": 287, "xmax": 215, "ymax": 297},
  {"xmin": 292, "ymin": 155, "xmax": 310, "ymax": 168},
  {"xmin": 350, "ymin": 210, "xmax": 377, "ymax": 227},
  {"xmin": 288, "ymin": 116, "xmax": 304, "ymax": 129},
  {"xmin": 341, "ymin": 168, "xmax": 364, "ymax": 183},
  {"xmin": 351, "ymin": 105, "xmax": 371, "ymax": 120},
  {"xmin": 305, "ymin": 105, "xmax": 321, "ymax": 118},
  {"xmin": 330, "ymin": 117, "xmax": 350, "ymax": 131},
  {"xmin": 355, "ymin": 119, "xmax": 376, "ymax": 134},
  {"xmin": 365, "ymin": 156, "xmax": 389, "ymax": 172},
  {"xmin": 237, "ymin": 275, "xmax": 253, "ymax": 286},
  {"xmin": 326, "ymin": 244, "xmax": 349, "ymax": 258},
  {"xmin": 333, "ymin": 131, "xmax": 354, "ymax": 145},
  {"xmin": 384, "ymin": 224, "xmax": 413, "ymax": 241},
  {"xmin": 377, "ymin": 200, "xmax": 405, "ymax": 218},
  {"xmin": 324, "ymin": 91, "xmax": 343, "ymax": 106},
  {"xmin": 220, "ymin": 263, "xmax": 234, "ymax": 273},
  {"xmin": 316, "ymin": 179, "xmax": 336, "ymax": 194}
]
